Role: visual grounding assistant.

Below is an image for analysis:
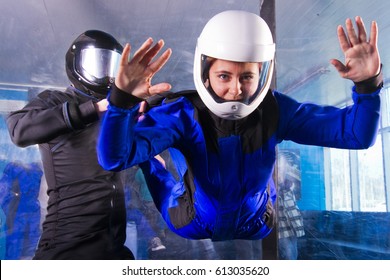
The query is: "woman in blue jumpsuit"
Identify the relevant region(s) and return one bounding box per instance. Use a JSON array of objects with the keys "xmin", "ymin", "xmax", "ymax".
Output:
[{"xmin": 98, "ymin": 11, "xmax": 383, "ymax": 241}]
